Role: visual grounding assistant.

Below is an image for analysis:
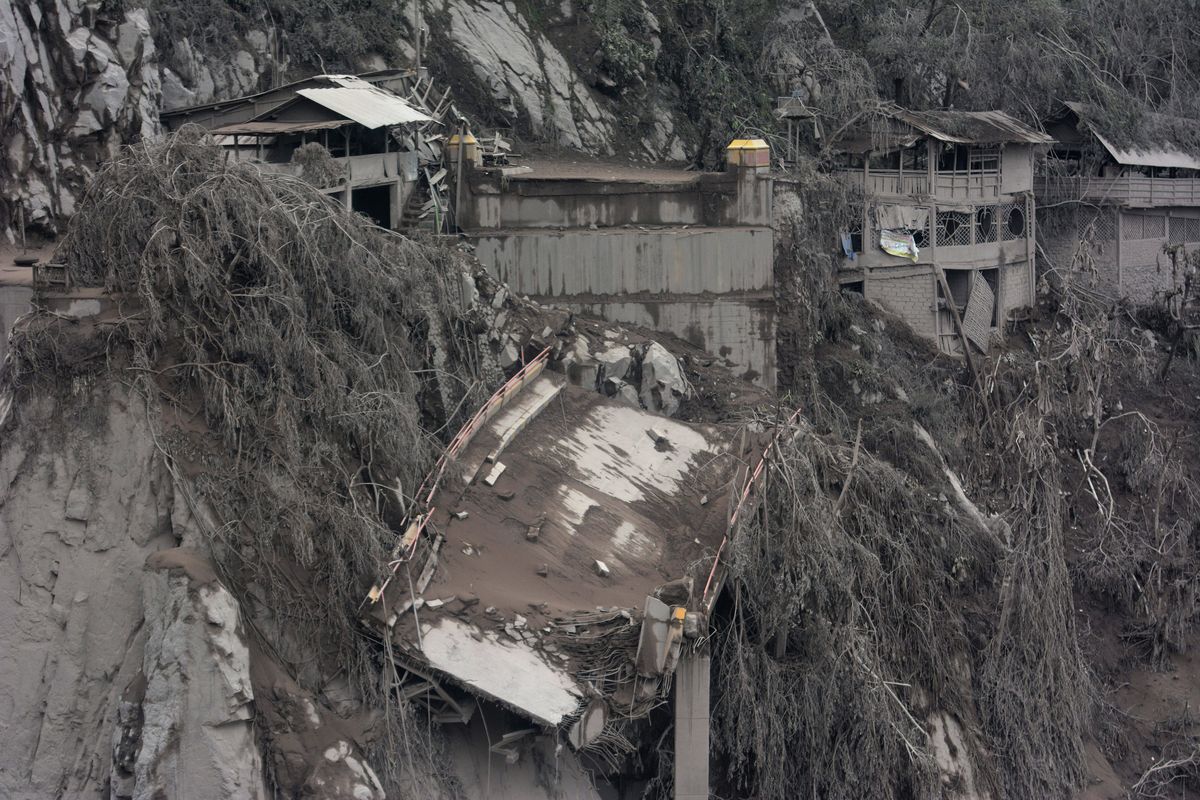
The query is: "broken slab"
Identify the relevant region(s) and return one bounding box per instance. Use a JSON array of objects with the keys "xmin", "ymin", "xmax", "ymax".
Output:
[
  {"xmin": 419, "ymin": 617, "xmax": 581, "ymax": 727},
  {"xmin": 635, "ymin": 595, "xmax": 672, "ymax": 676},
  {"xmin": 568, "ymin": 699, "xmax": 608, "ymax": 749}
]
